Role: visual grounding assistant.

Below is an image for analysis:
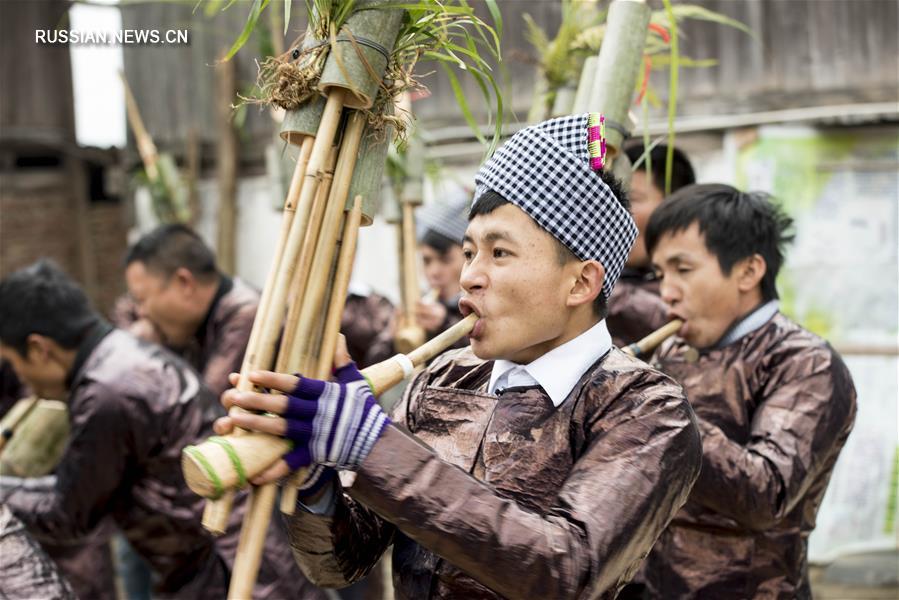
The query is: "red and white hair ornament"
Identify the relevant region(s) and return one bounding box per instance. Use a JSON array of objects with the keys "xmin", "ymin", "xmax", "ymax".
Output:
[{"xmin": 587, "ymin": 113, "xmax": 607, "ymax": 171}]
